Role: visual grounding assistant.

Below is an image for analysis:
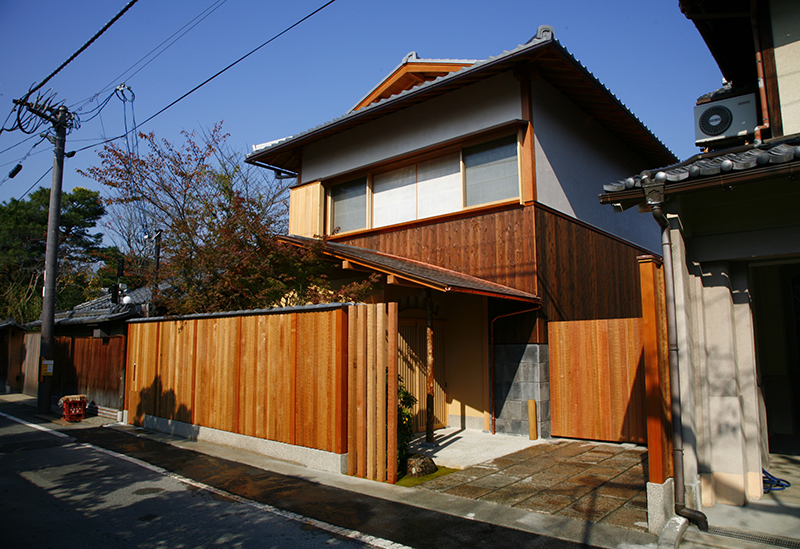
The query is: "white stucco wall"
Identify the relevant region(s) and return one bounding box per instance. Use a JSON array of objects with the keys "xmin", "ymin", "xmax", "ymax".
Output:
[
  {"xmin": 301, "ymin": 73, "xmax": 522, "ymax": 183},
  {"xmin": 530, "ymin": 79, "xmax": 660, "ymax": 252},
  {"xmin": 771, "ymin": 0, "xmax": 800, "ymax": 135}
]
